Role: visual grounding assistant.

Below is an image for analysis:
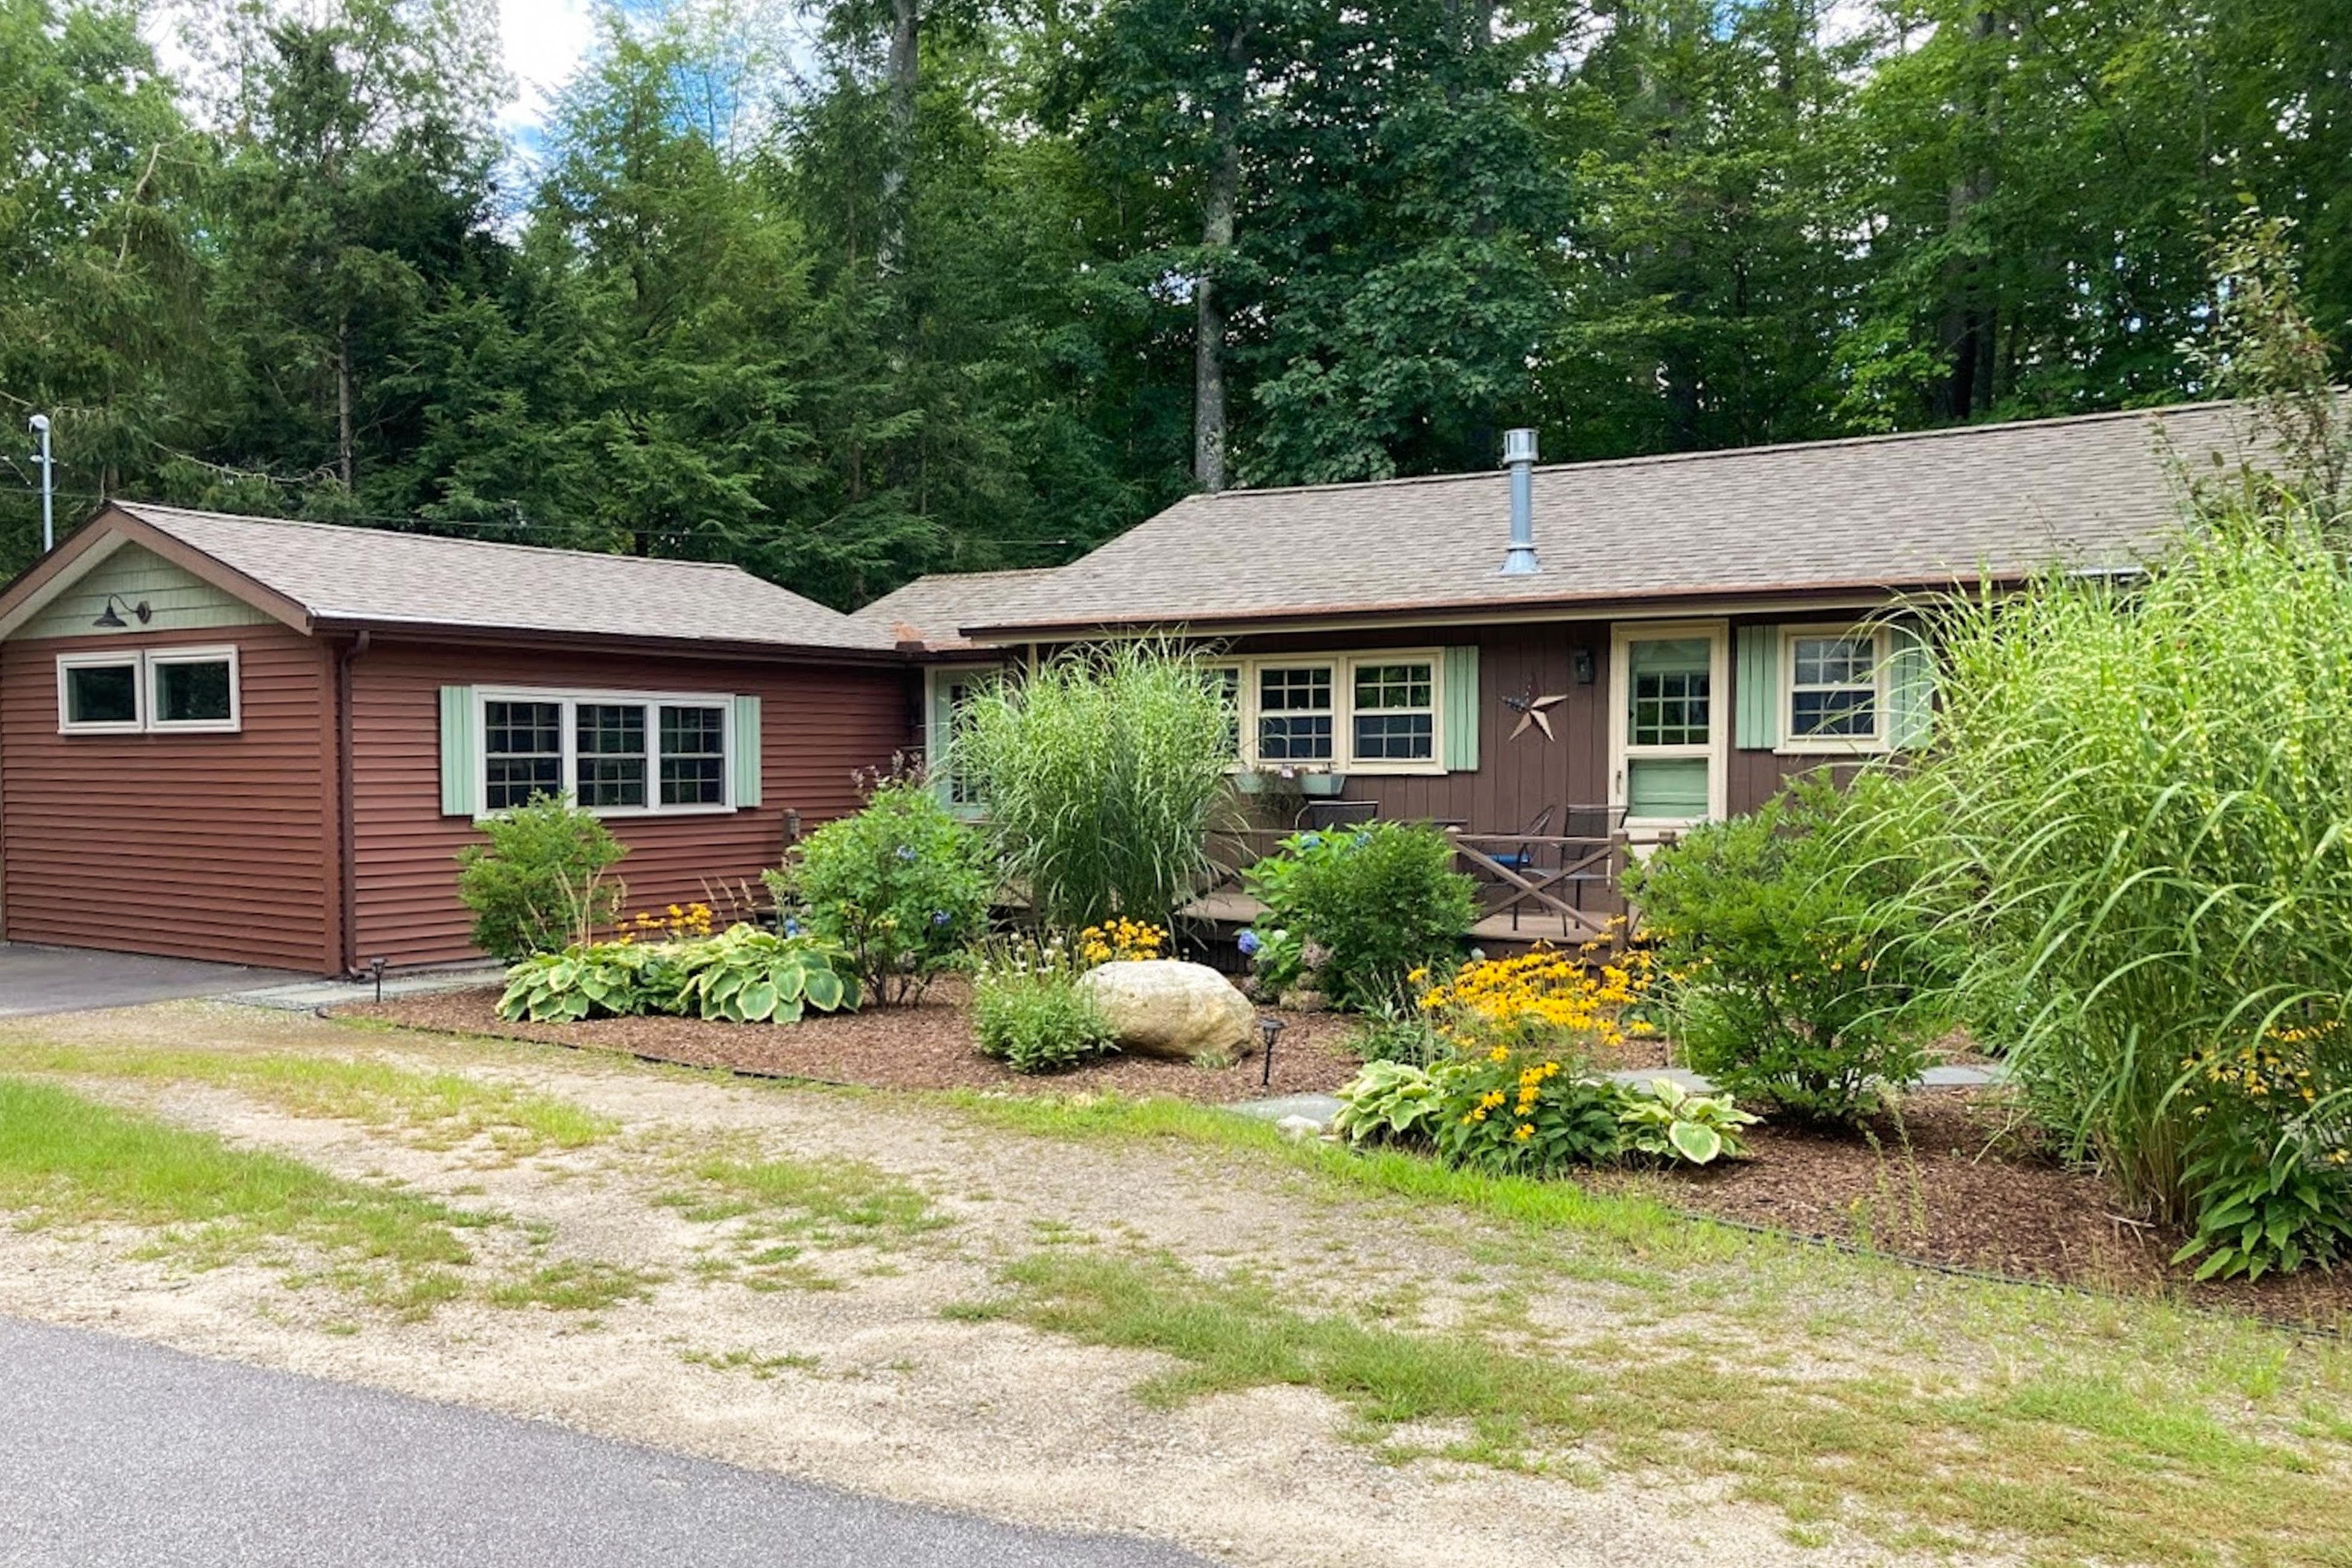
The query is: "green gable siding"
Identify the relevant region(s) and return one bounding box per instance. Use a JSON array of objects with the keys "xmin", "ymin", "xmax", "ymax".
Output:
[{"xmin": 17, "ymin": 544, "xmax": 273, "ymax": 640}]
